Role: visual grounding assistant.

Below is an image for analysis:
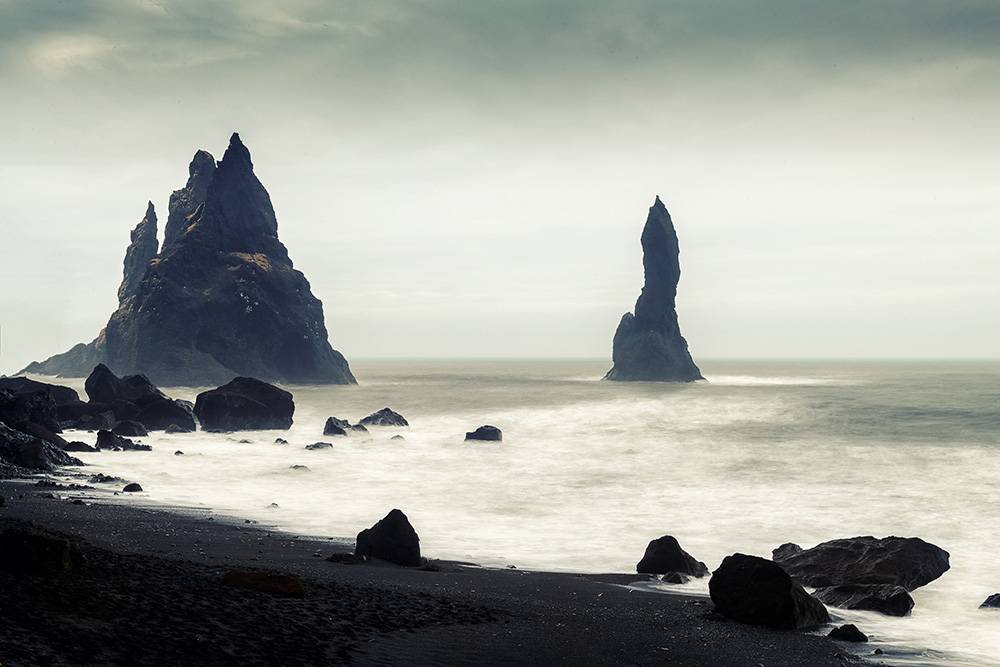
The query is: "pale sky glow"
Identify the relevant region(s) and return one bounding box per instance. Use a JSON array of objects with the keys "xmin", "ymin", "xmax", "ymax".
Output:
[{"xmin": 1, "ymin": 0, "xmax": 998, "ymax": 373}]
